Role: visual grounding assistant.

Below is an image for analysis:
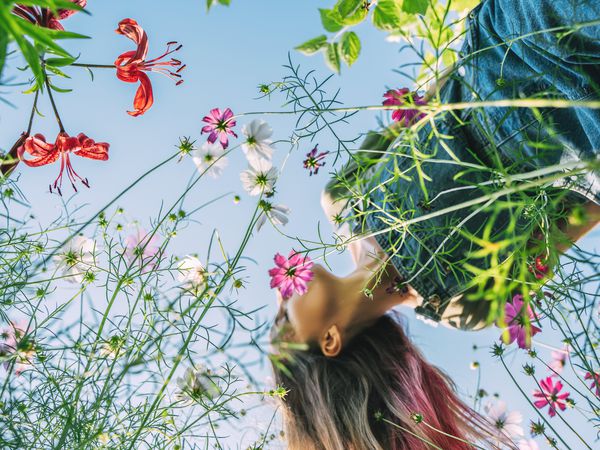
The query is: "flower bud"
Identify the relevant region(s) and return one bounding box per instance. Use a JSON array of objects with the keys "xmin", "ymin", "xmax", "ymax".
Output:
[{"xmin": 1, "ymin": 132, "xmax": 28, "ymax": 177}]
